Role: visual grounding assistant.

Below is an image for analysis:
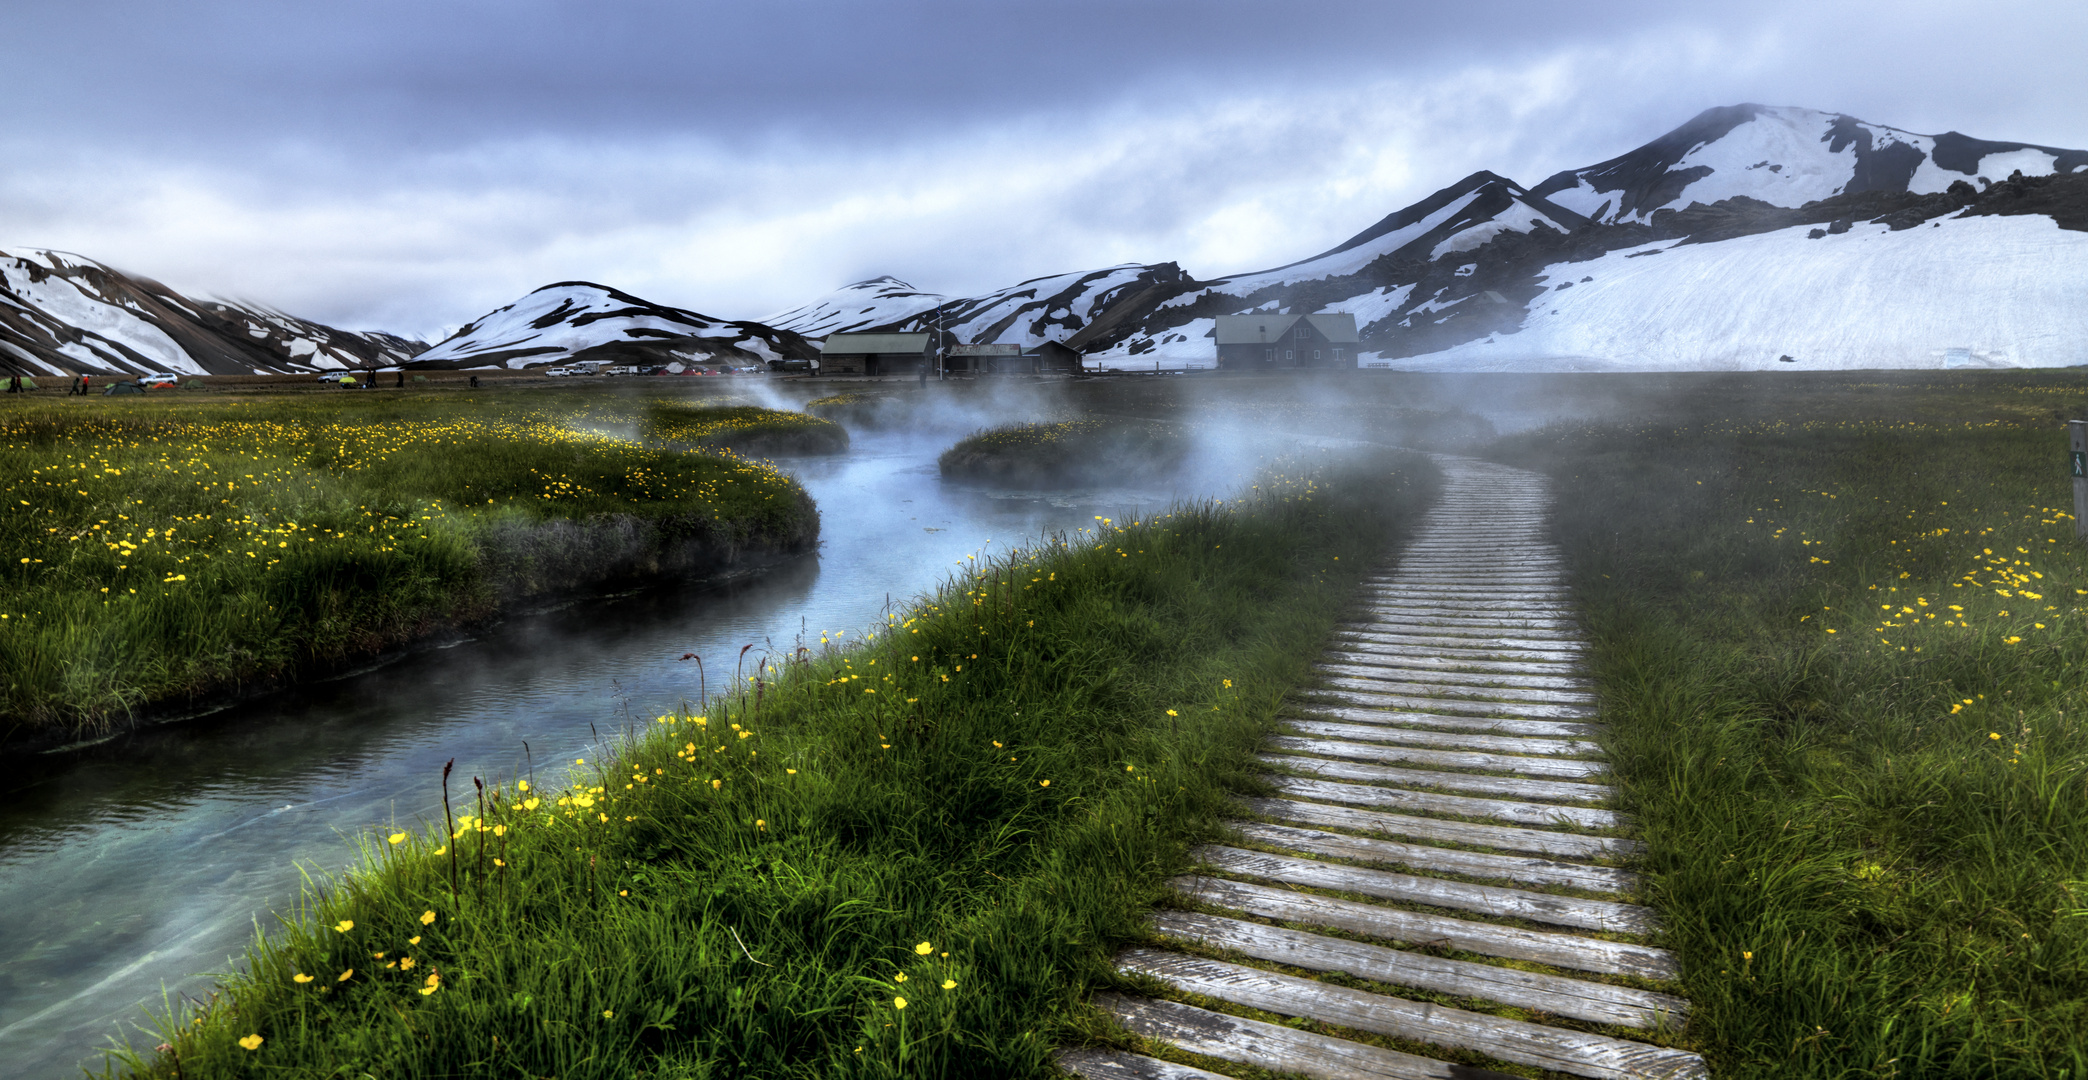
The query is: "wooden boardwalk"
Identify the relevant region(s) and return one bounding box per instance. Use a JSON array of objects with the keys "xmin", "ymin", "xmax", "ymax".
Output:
[{"xmin": 1061, "ymin": 458, "xmax": 1705, "ymax": 1080}]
